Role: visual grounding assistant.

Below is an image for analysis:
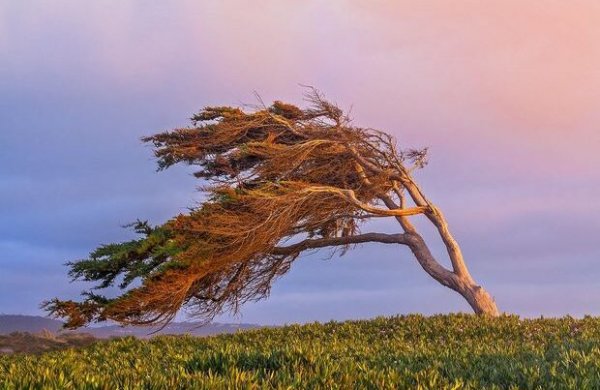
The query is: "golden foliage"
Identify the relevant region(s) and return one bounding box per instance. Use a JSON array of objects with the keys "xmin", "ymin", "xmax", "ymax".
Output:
[{"xmin": 46, "ymin": 90, "xmax": 433, "ymax": 328}]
